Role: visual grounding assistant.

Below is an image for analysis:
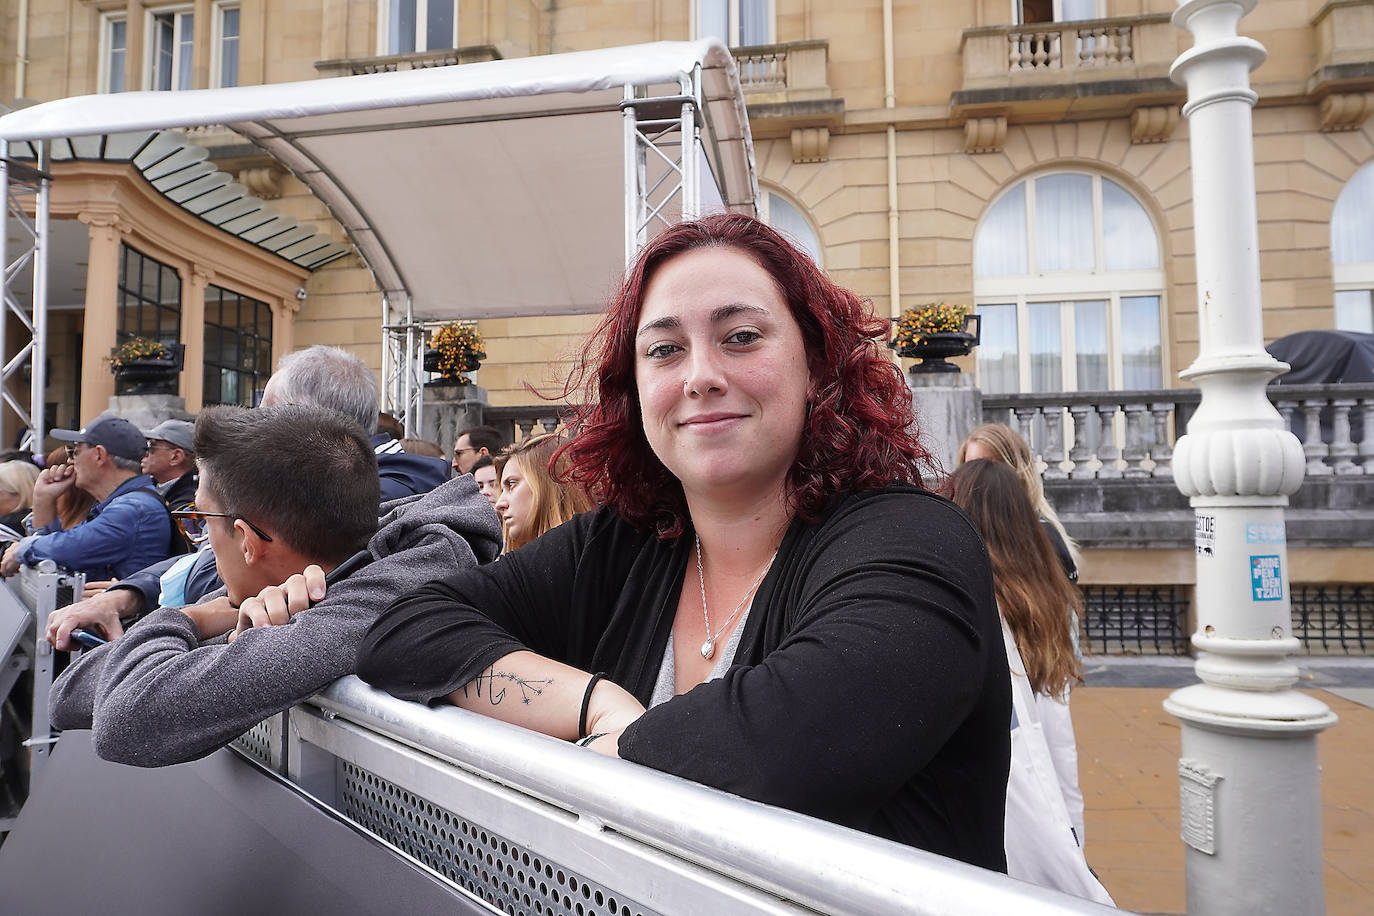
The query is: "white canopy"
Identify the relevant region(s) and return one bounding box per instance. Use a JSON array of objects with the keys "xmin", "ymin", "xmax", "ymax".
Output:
[{"xmin": 0, "ymin": 40, "xmax": 757, "ymax": 320}]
